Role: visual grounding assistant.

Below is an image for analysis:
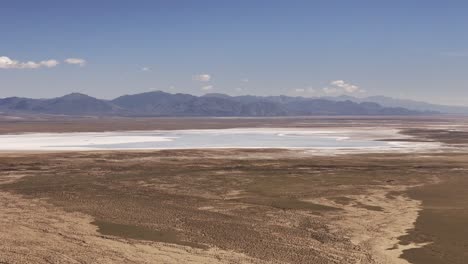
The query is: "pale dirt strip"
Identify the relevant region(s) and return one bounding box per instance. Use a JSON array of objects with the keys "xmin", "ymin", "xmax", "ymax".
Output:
[{"xmin": 308, "ymin": 186, "xmax": 429, "ymax": 264}]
